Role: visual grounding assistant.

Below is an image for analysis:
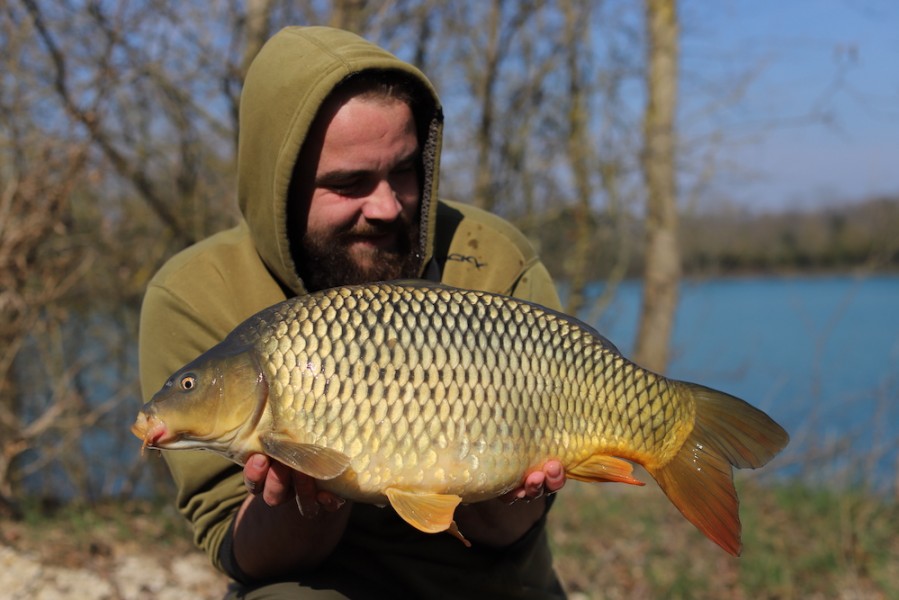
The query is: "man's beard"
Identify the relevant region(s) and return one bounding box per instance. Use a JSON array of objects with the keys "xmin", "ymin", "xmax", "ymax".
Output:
[{"xmin": 295, "ymin": 220, "xmax": 422, "ymax": 292}]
